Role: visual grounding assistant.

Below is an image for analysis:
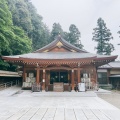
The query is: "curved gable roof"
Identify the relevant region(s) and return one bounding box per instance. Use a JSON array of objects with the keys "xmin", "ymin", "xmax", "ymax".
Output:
[{"xmin": 34, "ymin": 36, "xmax": 88, "ymax": 53}]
